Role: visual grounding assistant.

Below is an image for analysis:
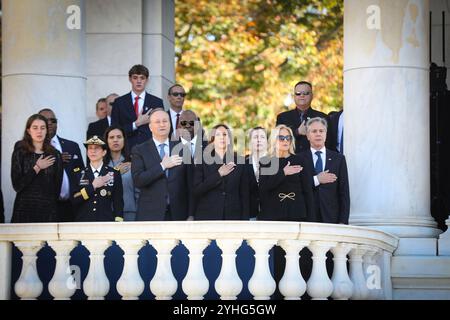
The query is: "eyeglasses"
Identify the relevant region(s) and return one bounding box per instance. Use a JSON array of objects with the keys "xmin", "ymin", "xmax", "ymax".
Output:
[
  {"xmin": 180, "ymin": 120, "xmax": 195, "ymax": 127},
  {"xmin": 277, "ymin": 135, "xmax": 292, "ymax": 142},
  {"xmin": 295, "ymin": 91, "xmax": 311, "ymax": 96},
  {"xmin": 48, "ymin": 118, "xmax": 58, "ymax": 124},
  {"xmin": 171, "ymin": 92, "xmax": 186, "ymax": 98}
]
